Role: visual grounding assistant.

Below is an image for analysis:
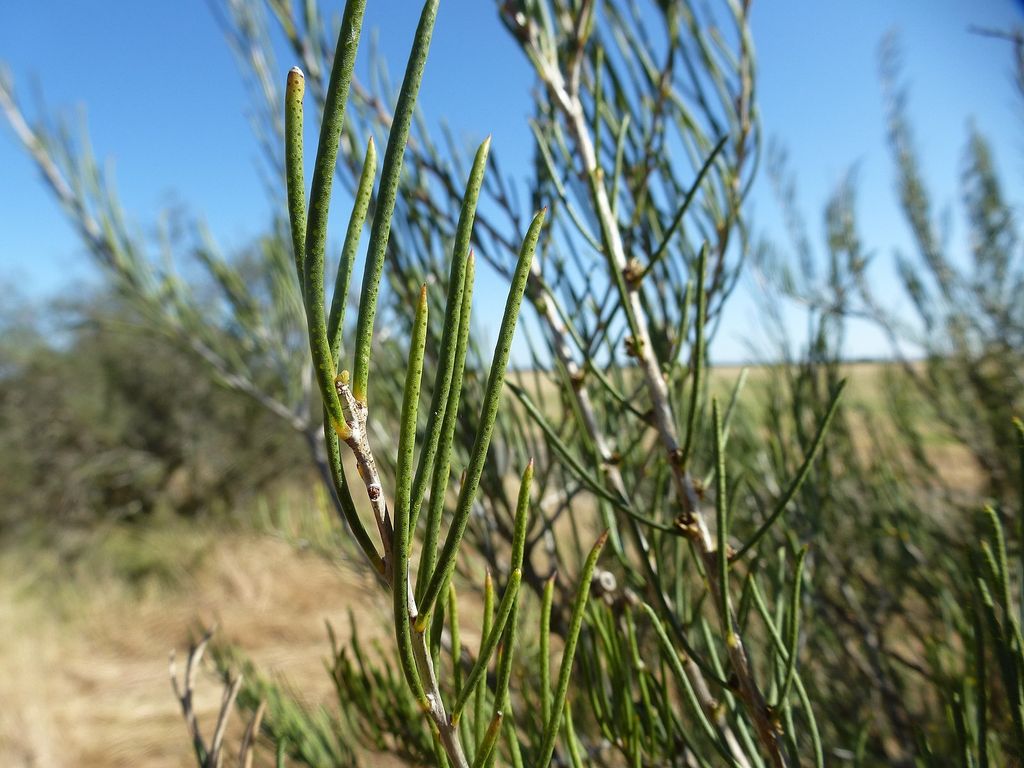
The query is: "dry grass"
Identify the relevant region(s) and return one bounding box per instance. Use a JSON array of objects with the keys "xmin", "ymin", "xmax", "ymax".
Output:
[
  {"xmin": 712, "ymin": 361, "xmax": 985, "ymax": 492},
  {"xmin": 514, "ymin": 361, "xmax": 984, "ymax": 493},
  {"xmin": 0, "ymin": 525, "xmax": 390, "ymax": 767}
]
